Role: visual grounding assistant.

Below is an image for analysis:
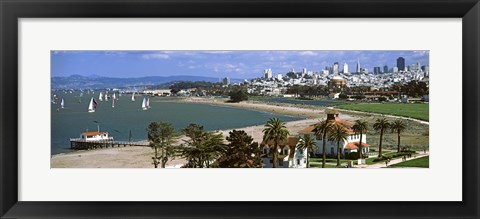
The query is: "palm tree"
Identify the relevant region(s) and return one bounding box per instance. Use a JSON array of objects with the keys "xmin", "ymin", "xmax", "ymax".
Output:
[
  {"xmin": 391, "ymin": 120, "xmax": 407, "ymax": 153},
  {"xmin": 352, "ymin": 120, "xmax": 368, "ymax": 159},
  {"xmin": 297, "ymin": 134, "xmax": 317, "ymax": 168},
  {"xmin": 373, "ymin": 118, "xmax": 390, "ymax": 158},
  {"xmin": 328, "ymin": 124, "xmax": 349, "ymax": 167},
  {"xmin": 314, "ymin": 119, "xmax": 333, "ymax": 168},
  {"xmin": 262, "ymin": 118, "xmax": 290, "ymax": 168}
]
